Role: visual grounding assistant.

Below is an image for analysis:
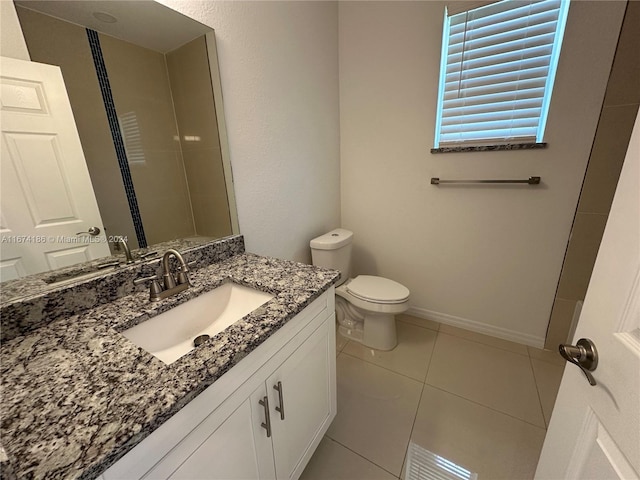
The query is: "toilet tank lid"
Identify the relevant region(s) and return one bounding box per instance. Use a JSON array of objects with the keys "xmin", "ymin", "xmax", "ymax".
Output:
[{"xmin": 310, "ymin": 228, "xmax": 353, "ymax": 250}]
